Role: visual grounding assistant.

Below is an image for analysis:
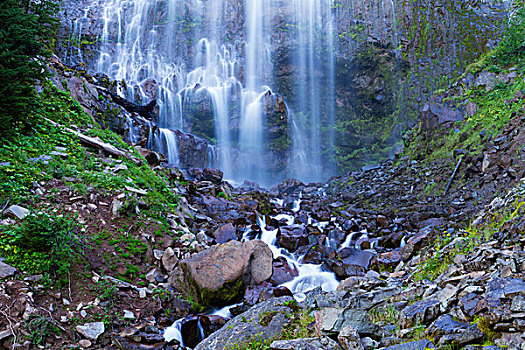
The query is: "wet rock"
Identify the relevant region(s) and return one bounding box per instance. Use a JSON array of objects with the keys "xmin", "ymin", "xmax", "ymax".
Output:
[
  {"xmin": 195, "ymin": 297, "xmax": 294, "ymax": 350},
  {"xmin": 2, "ymin": 205, "xmax": 29, "ymax": 220},
  {"xmin": 376, "ymin": 215, "xmax": 389, "ymax": 228},
  {"xmin": 177, "ymin": 240, "xmax": 273, "ymax": 306},
  {"xmin": 297, "ymin": 245, "xmax": 325, "ymax": 264},
  {"xmin": 277, "ymin": 225, "xmax": 309, "ymax": 251},
  {"xmin": 76, "ymin": 322, "xmax": 105, "ymax": 341},
  {"xmin": 270, "ymin": 257, "xmax": 299, "ymax": 285},
  {"xmin": 213, "ymin": 223, "xmax": 238, "ymax": 244},
  {"xmin": 200, "ymin": 315, "xmax": 228, "ymax": 338},
  {"xmin": 197, "ymin": 168, "xmax": 224, "ymax": 183},
  {"xmin": 245, "ymin": 282, "xmax": 274, "ymax": 305},
  {"xmin": 175, "ymin": 130, "xmax": 211, "ymax": 169},
  {"xmin": 0, "ymin": 261, "xmax": 16, "ymax": 279},
  {"xmin": 327, "ymin": 248, "xmax": 374, "ymax": 279},
  {"xmin": 400, "ymin": 299, "xmax": 440, "ymax": 328},
  {"xmin": 179, "ymin": 315, "xmax": 204, "ymax": 348},
  {"xmin": 270, "ymin": 337, "xmax": 342, "ymax": 350},
  {"xmin": 427, "ymin": 314, "xmax": 483, "ymax": 346},
  {"xmin": 276, "ymin": 178, "xmax": 304, "ymax": 195}
]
